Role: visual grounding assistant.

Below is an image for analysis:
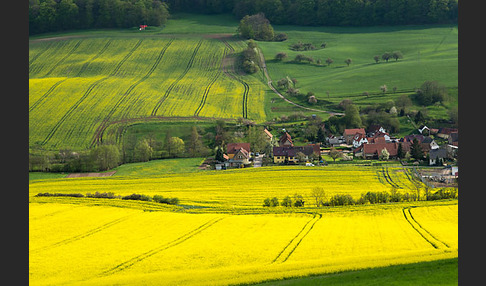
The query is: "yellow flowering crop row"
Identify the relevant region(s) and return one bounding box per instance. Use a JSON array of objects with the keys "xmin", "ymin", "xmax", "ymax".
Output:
[{"xmin": 29, "ymin": 201, "xmax": 457, "ymax": 285}]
